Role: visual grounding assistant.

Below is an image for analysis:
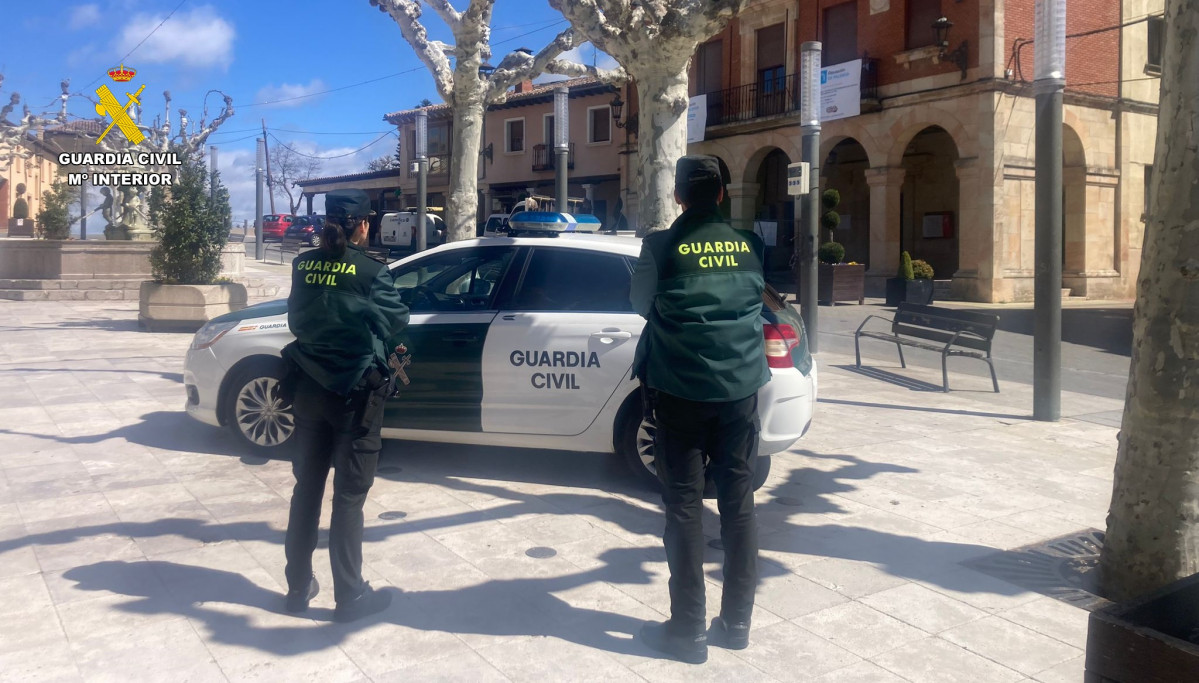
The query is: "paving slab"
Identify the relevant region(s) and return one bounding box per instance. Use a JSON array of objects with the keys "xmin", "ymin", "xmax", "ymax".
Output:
[{"xmin": 0, "ymin": 289, "xmax": 1130, "ymax": 681}]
